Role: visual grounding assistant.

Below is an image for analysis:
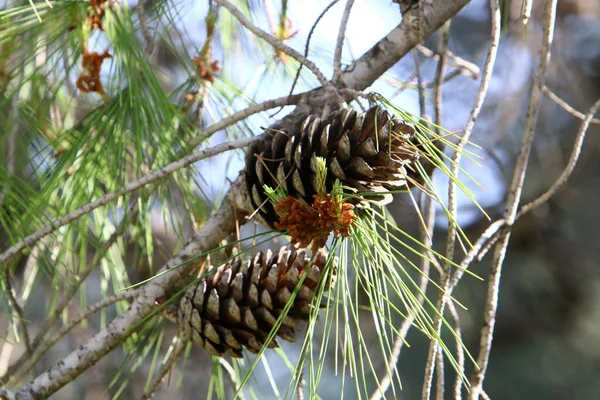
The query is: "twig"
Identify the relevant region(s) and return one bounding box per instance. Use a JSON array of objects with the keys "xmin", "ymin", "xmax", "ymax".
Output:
[
  {"xmin": 187, "ymin": 93, "xmax": 302, "ymax": 149},
  {"xmin": 469, "ymin": 1, "xmax": 558, "ymax": 398},
  {"xmin": 137, "ymin": 0, "xmax": 154, "ymax": 54},
  {"xmin": 213, "ymin": 0, "xmax": 340, "ymax": 101},
  {"xmin": 141, "ymin": 335, "xmax": 187, "ymax": 399},
  {"xmin": 338, "ymin": 1, "xmax": 471, "ymax": 91},
  {"xmin": 9, "ymin": 290, "xmax": 140, "ymax": 385},
  {"xmin": 433, "ymin": 21, "xmax": 451, "ymax": 131},
  {"xmin": 517, "ymin": 96, "xmax": 600, "ymax": 218},
  {"xmin": 2, "ymin": 205, "xmax": 140, "ymax": 383},
  {"xmin": 412, "ymin": 50, "xmax": 426, "ymax": 118},
  {"xmin": 435, "ymin": 345, "xmax": 445, "ymax": 400},
  {"xmin": 542, "ymin": 86, "xmax": 600, "ymax": 125},
  {"xmin": 0, "ymin": 135, "xmax": 259, "ymax": 266},
  {"xmin": 281, "ymin": 0, "xmax": 339, "ymax": 119},
  {"xmin": 429, "ymin": 22, "xmax": 452, "ymax": 400},
  {"xmin": 448, "ymin": 301, "xmax": 465, "ymax": 400},
  {"xmin": 2, "ymin": 268, "xmax": 31, "ymax": 355},
  {"xmin": 447, "ymin": 0, "xmax": 501, "ymax": 287},
  {"xmin": 451, "ymin": 91, "xmax": 599, "ymax": 285},
  {"xmin": 369, "ymin": 194, "xmax": 435, "ymax": 400},
  {"xmin": 218, "ymin": 358, "xmax": 246, "ymax": 400},
  {"xmin": 332, "ymin": 0, "xmax": 355, "ymax": 83},
  {"xmin": 423, "ymin": 2, "xmax": 500, "ymax": 397},
  {"xmin": 296, "ymin": 370, "xmax": 304, "ymax": 400},
  {"xmin": 449, "ymin": 219, "xmax": 506, "ymax": 293},
  {"xmin": 417, "ymin": 44, "xmax": 480, "ymax": 80}
]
